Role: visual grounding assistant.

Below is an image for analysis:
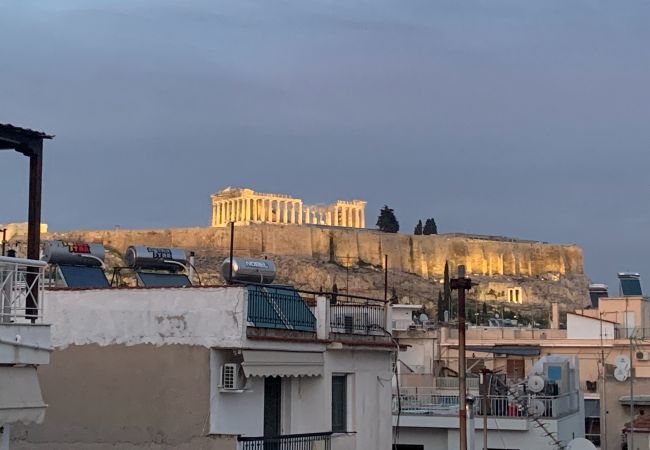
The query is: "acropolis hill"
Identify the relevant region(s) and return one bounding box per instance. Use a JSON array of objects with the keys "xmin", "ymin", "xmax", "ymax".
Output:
[{"xmin": 45, "ymin": 222, "xmax": 590, "ymax": 311}]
